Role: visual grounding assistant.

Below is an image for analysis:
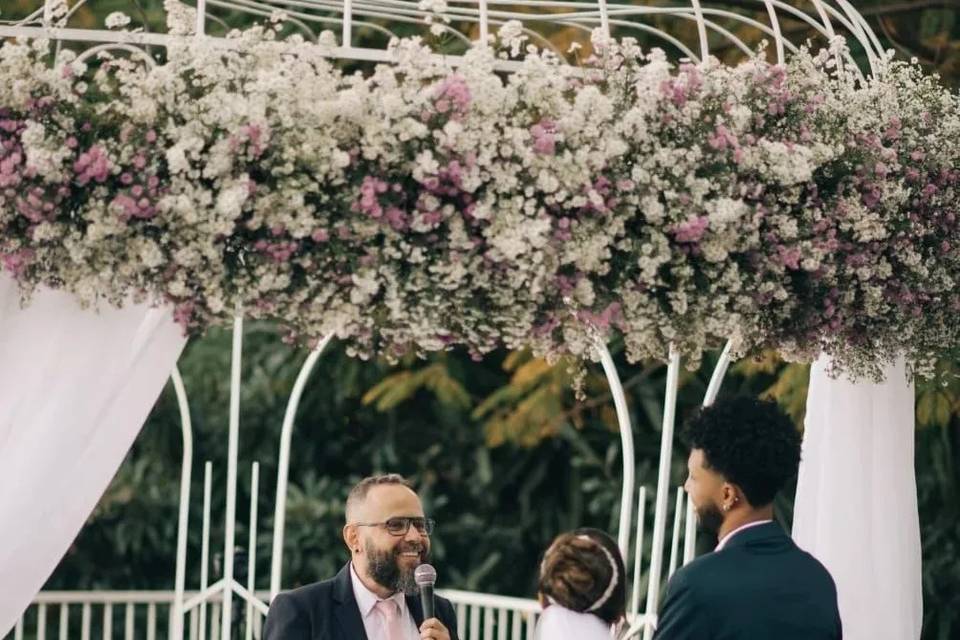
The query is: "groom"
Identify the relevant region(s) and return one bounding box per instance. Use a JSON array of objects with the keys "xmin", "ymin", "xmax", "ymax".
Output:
[
  {"xmin": 654, "ymin": 397, "xmax": 842, "ymax": 640},
  {"xmin": 264, "ymin": 474, "xmax": 458, "ymax": 640}
]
